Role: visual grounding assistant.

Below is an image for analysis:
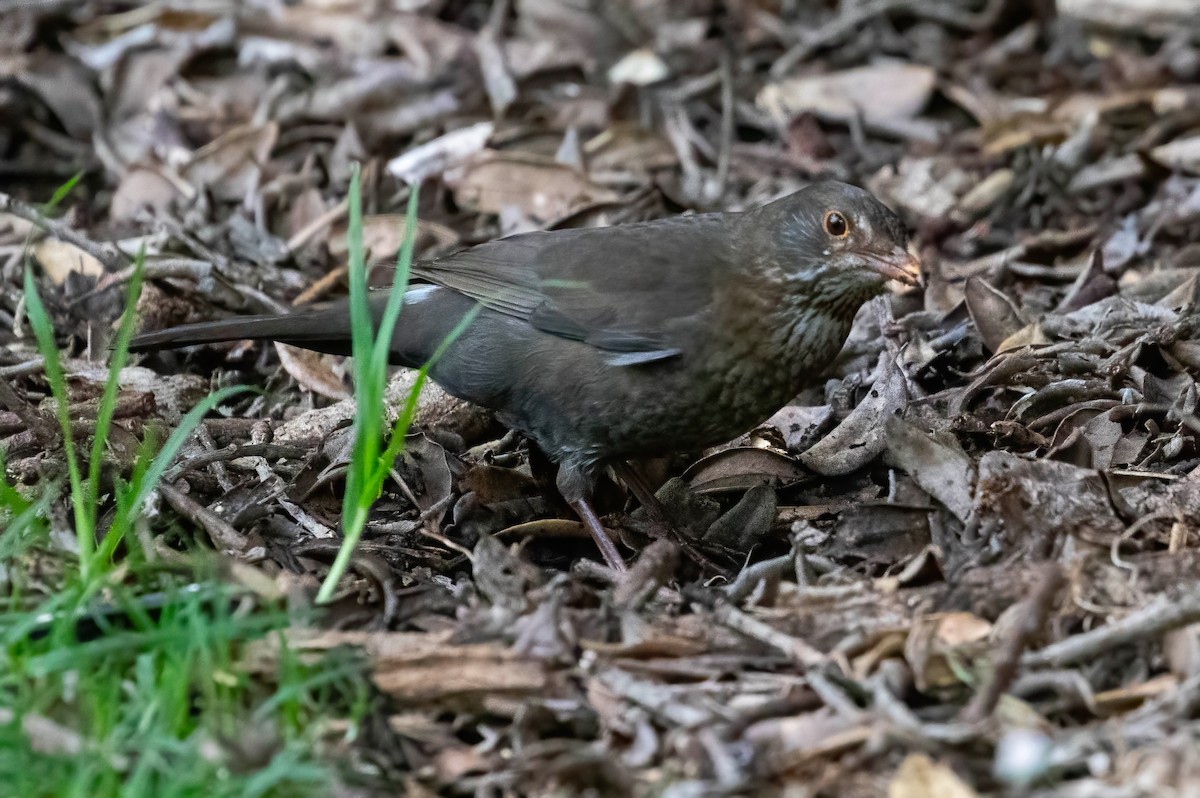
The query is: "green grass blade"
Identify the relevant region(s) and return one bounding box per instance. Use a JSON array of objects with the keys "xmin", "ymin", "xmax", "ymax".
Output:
[
  {"xmin": 84, "ymin": 245, "xmax": 146, "ymax": 536},
  {"xmin": 370, "ymin": 189, "xmax": 418, "ymax": 380},
  {"xmin": 23, "ymin": 265, "xmax": 93, "ymax": 575},
  {"xmin": 318, "ymin": 173, "xmax": 423, "ymax": 604},
  {"xmin": 41, "ymin": 172, "xmax": 84, "ymax": 214},
  {"xmin": 96, "ymin": 384, "xmax": 252, "ymax": 566}
]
